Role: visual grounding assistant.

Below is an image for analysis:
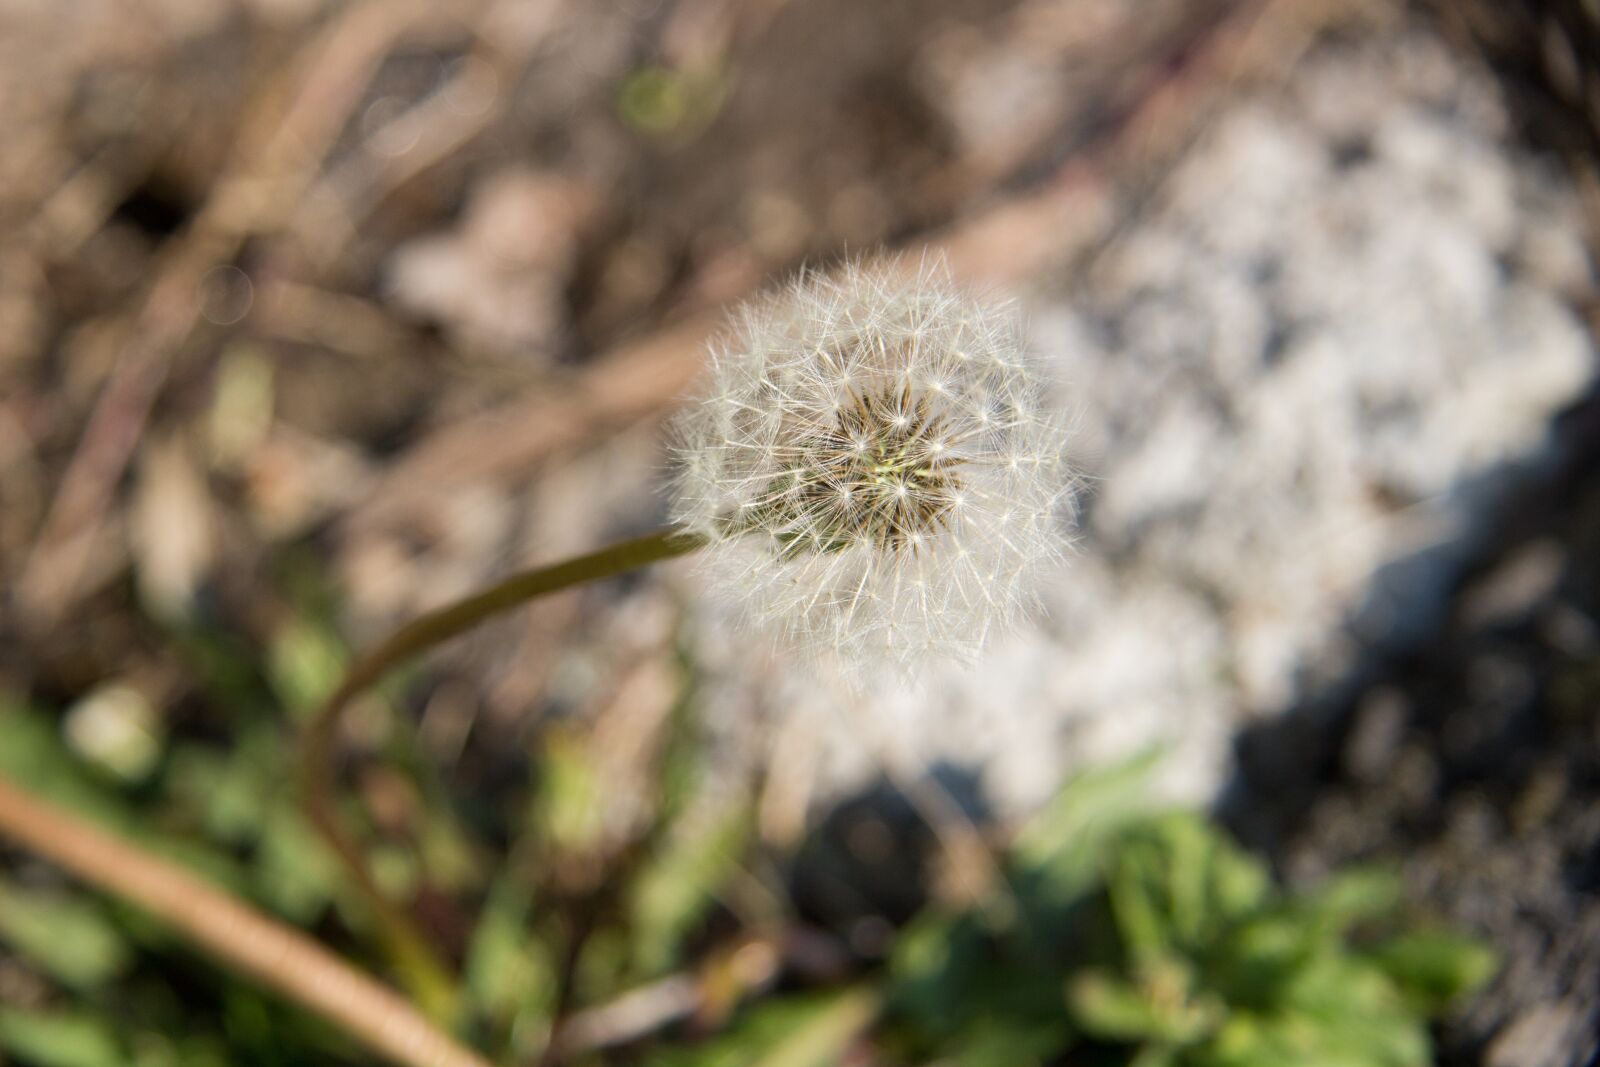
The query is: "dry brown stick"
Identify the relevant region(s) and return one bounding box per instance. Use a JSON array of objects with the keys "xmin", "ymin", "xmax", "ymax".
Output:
[
  {"xmin": 292, "ymin": 39, "xmax": 524, "ymax": 273},
  {"xmin": 549, "ymin": 936, "xmax": 777, "ymax": 1058},
  {"xmin": 550, "ymin": 927, "xmax": 856, "ymax": 1058},
  {"xmin": 0, "ymin": 775, "xmax": 494, "ymax": 1067},
  {"xmin": 346, "ymin": 314, "xmax": 716, "ymax": 534}
]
